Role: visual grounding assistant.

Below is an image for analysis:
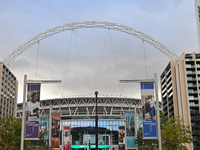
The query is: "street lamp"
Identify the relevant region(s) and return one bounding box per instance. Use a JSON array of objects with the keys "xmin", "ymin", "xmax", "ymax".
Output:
[{"xmin": 95, "ymin": 91, "xmax": 98, "ymax": 150}]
